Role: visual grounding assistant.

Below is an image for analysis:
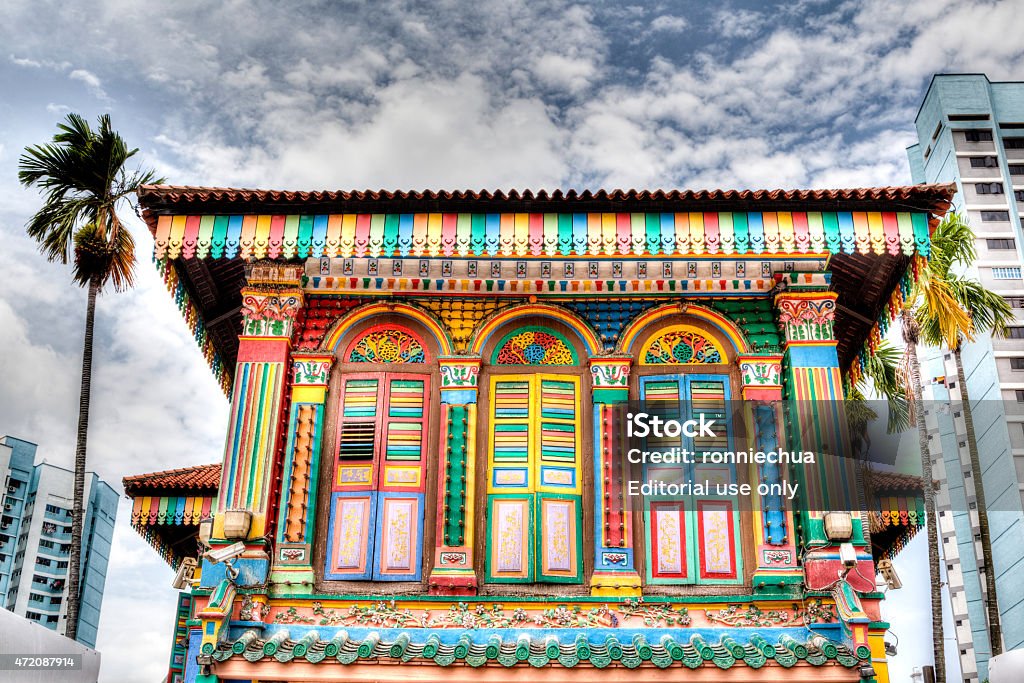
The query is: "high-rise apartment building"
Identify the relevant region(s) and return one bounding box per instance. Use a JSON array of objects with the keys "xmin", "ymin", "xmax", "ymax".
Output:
[
  {"xmin": 0, "ymin": 435, "xmax": 117, "ymax": 648},
  {"xmin": 907, "ymin": 73, "xmax": 1024, "ymax": 683}
]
